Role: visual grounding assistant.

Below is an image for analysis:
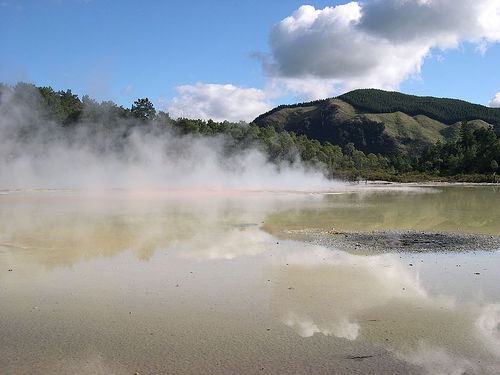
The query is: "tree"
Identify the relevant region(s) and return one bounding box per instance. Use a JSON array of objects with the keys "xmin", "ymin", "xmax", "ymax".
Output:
[
  {"xmin": 490, "ymin": 160, "xmax": 498, "ymax": 172},
  {"xmin": 343, "ymin": 142, "xmax": 356, "ymax": 156},
  {"xmin": 175, "ymin": 118, "xmax": 200, "ymax": 134},
  {"xmin": 131, "ymin": 98, "xmax": 156, "ymax": 120},
  {"xmin": 155, "ymin": 111, "xmax": 173, "ymax": 127}
]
